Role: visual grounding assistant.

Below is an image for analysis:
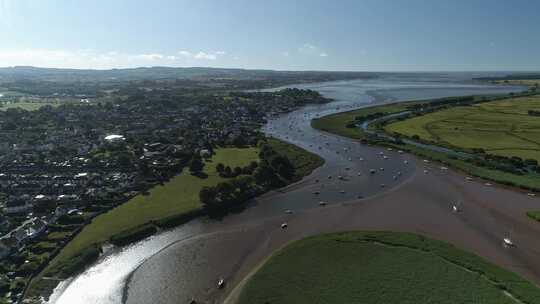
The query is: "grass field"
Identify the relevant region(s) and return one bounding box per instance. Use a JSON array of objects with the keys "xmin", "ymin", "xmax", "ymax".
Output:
[
  {"xmin": 237, "ymin": 231, "xmax": 540, "ymax": 304},
  {"xmin": 527, "ymin": 211, "xmax": 540, "ymax": 223},
  {"xmin": 311, "ymin": 102, "xmax": 414, "ymax": 139},
  {"xmin": 386, "ymin": 95, "xmax": 540, "ymax": 162},
  {"xmin": 266, "ymin": 138, "xmax": 324, "ymax": 180},
  {"xmin": 0, "ymin": 102, "xmax": 58, "ymax": 111},
  {"xmin": 495, "ymin": 79, "xmax": 540, "ymax": 86},
  {"xmin": 45, "ymin": 147, "xmax": 259, "ymax": 276}
]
